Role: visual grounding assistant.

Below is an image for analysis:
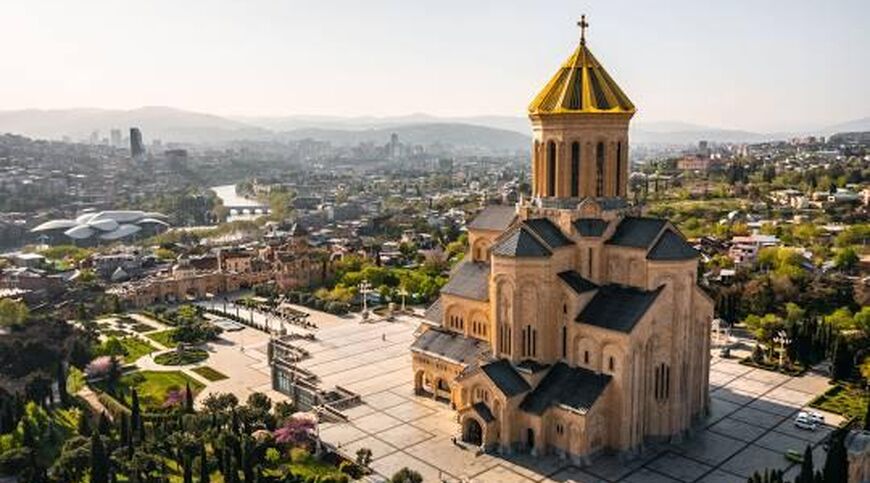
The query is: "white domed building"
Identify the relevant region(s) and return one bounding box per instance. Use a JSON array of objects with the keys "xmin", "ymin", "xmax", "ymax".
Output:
[{"xmin": 31, "ymin": 211, "xmax": 170, "ymax": 244}]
